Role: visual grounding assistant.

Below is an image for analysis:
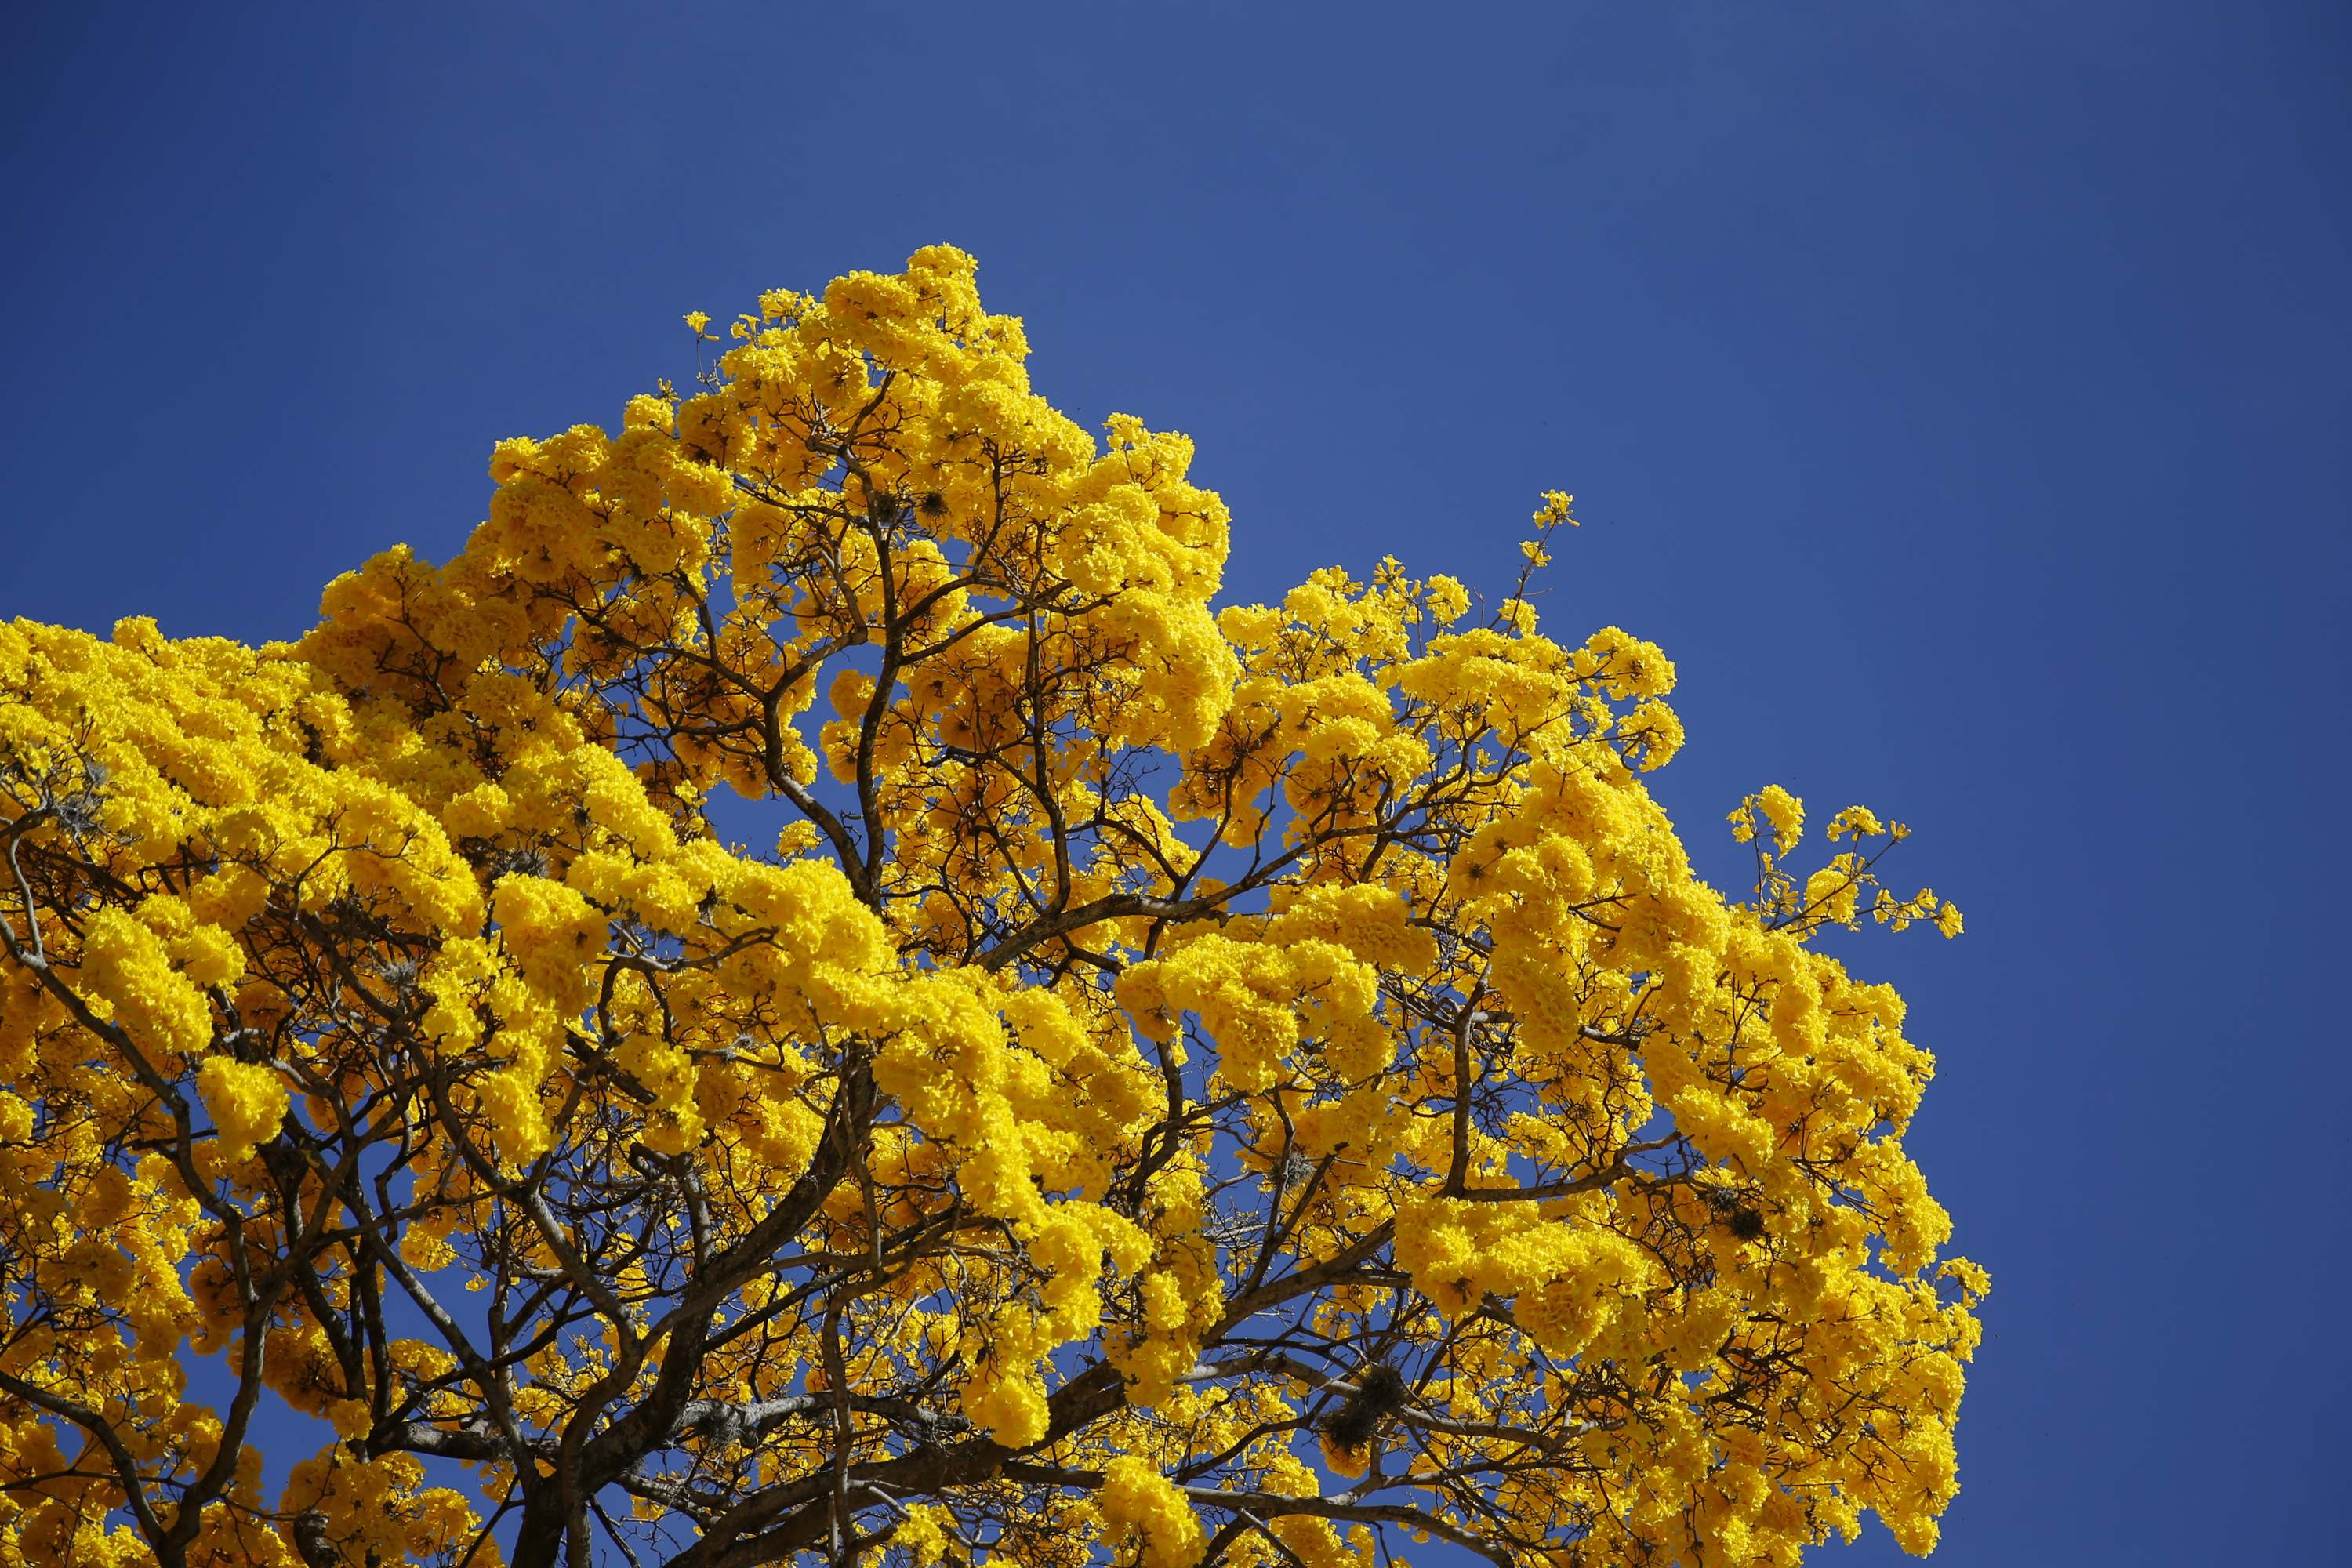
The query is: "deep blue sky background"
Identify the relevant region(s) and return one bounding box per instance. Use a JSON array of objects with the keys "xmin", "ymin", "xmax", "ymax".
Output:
[{"xmin": 4, "ymin": 3, "xmax": 2347, "ymax": 1562}]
